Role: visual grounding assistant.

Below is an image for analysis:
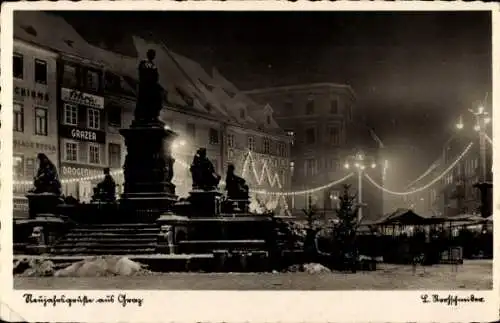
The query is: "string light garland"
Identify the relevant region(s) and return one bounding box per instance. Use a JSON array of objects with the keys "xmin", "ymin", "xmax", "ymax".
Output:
[
  {"xmin": 252, "ymin": 173, "xmax": 354, "ymax": 196},
  {"xmin": 364, "ymin": 142, "xmax": 474, "ymax": 196}
]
